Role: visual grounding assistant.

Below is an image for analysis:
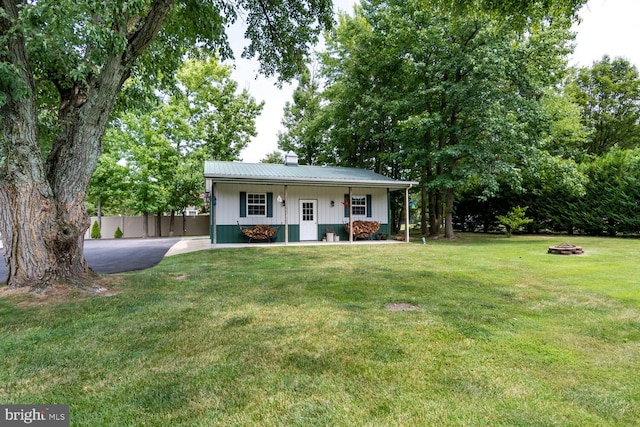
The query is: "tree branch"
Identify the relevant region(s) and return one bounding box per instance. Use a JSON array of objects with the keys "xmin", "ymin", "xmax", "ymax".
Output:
[
  {"xmin": 123, "ymin": 0, "xmax": 175, "ymax": 72},
  {"xmin": 256, "ymin": 0, "xmax": 285, "ymax": 52}
]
